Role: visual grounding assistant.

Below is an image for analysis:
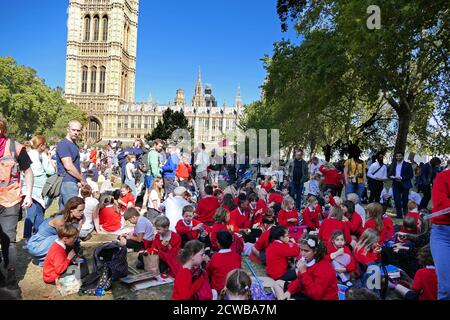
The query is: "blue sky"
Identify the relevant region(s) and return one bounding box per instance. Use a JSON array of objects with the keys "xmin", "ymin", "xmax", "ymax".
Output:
[{"xmin": 0, "ymin": 0, "xmax": 299, "ymax": 106}]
